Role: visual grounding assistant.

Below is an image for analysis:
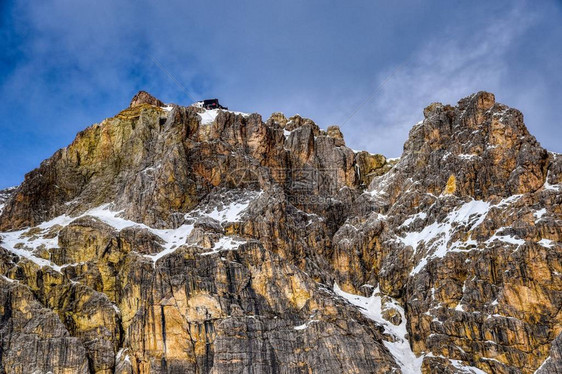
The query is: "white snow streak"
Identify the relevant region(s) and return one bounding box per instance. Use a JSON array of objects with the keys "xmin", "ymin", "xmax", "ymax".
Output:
[
  {"xmin": 204, "ymin": 199, "xmax": 252, "ymax": 223},
  {"xmin": 334, "ymin": 283, "xmax": 423, "ymax": 374},
  {"xmin": 458, "ymin": 154, "xmax": 478, "ymax": 160},
  {"xmin": 400, "ymin": 212, "xmax": 427, "ymax": 228},
  {"xmin": 538, "ymin": 239, "xmax": 556, "ymax": 248},
  {"xmin": 425, "ymin": 355, "xmax": 487, "ymax": 374},
  {"xmin": 0, "ymin": 193, "xmax": 261, "ymax": 270},
  {"xmin": 534, "ymin": 208, "xmax": 547, "ymax": 221},
  {"xmin": 294, "ymin": 320, "xmax": 319, "ymax": 330},
  {"xmin": 534, "ymin": 356, "xmax": 551, "ymax": 374},
  {"xmin": 198, "ymin": 108, "xmax": 250, "ymax": 125},
  {"xmin": 398, "ymin": 200, "xmax": 491, "ymax": 275},
  {"xmin": 199, "ymin": 236, "xmax": 247, "ymax": 257},
  {"xmin": 486, "ymin": 230, "xmax": 525, "ymax": 247},
  {"xmin": 398, "ymin": 195, "xmax": 535, "ymax": 275}
]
